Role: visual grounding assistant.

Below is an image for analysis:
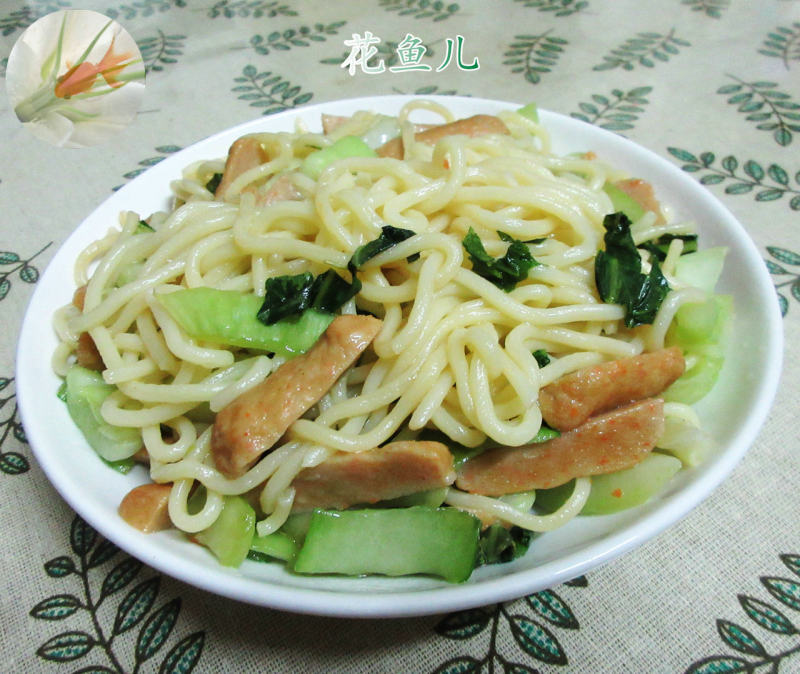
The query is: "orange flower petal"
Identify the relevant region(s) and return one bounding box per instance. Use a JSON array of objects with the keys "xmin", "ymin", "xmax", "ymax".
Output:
[
  {"xmin": 53, "ymin": 35, "xmax": 135, "ymax": 98},
  {"xmin": 96, "ymin": 36, "xmax": 134, "ymax": 88},
  {"xmin": 54, "ymin": 62, "xmax": 100, "ymax": 98}
]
